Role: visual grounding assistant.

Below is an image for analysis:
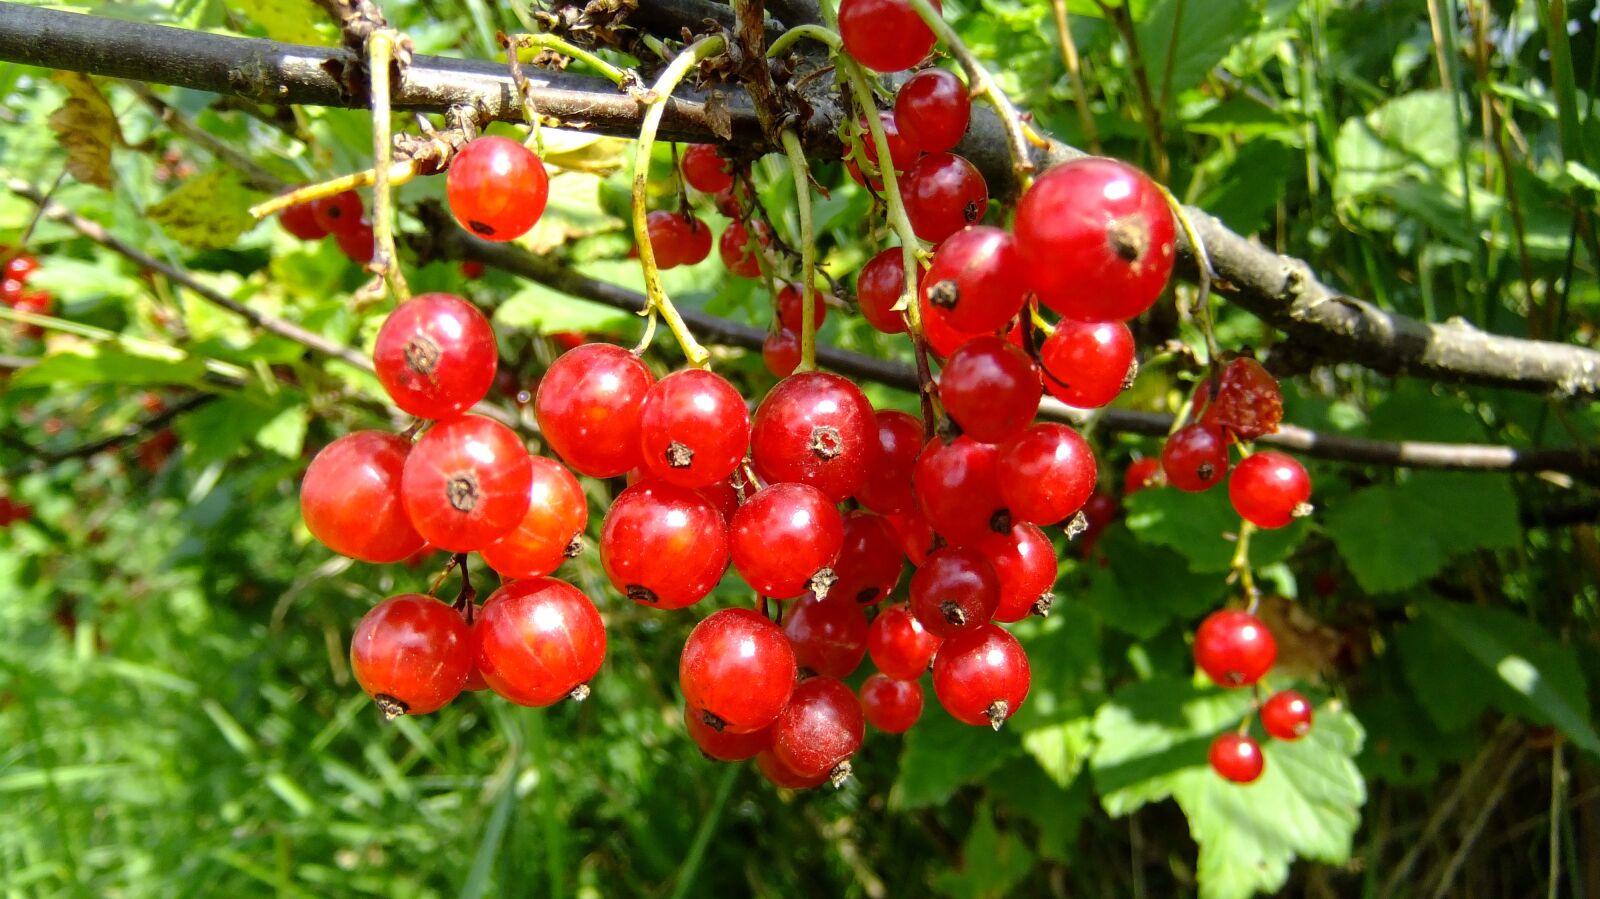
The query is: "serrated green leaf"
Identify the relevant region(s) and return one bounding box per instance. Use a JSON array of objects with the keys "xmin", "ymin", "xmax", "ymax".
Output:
[
  {"xmin": 1124, "ymin": 487, "xmax": 1310, "ymax": 574},
  {"xmin": 931, "ymin": 802, "xmax": 1035, "ymax": 899},
  {"xmin": 1019, "ymin": 717, "xmax": 1095, "ymax": 789},
  {"xmin": 254, "ymin": 403, "xmax": 307, "ymax": 458},
  {"xmin": 890, "ymin": 703, "xmax": 1022, "ymax": 810},
  {"xmin": 12, "ymin": 344, "xmax": 208, "ymax": 387},
  {"xmin": 1324, "ymin": 473, "xmax": 1520, "ymax": 593},
  {"xmin": 148, "ymin": 167, "xmax": 264, "ymax": 249}
]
